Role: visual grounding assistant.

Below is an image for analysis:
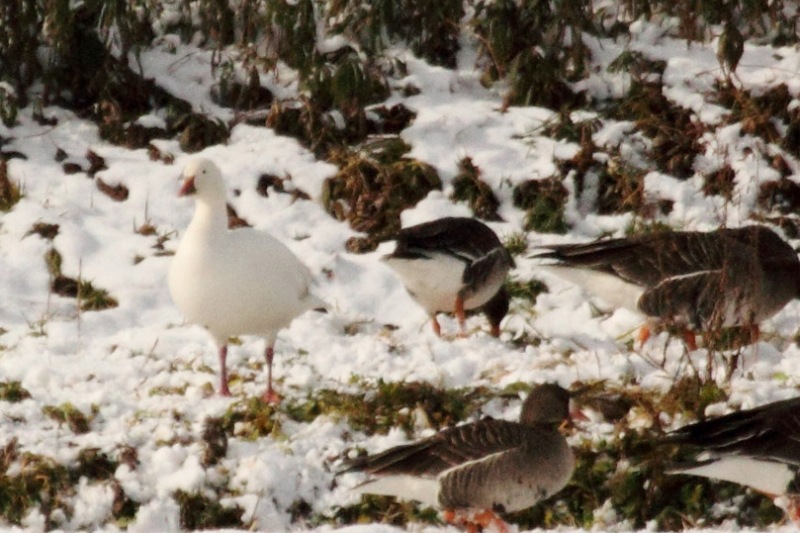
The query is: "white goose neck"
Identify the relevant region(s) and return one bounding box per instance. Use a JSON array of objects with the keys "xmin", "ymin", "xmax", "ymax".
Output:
[{"xmin": 188, "ymin": 197, "xmax": 228, "ymax": 239}]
